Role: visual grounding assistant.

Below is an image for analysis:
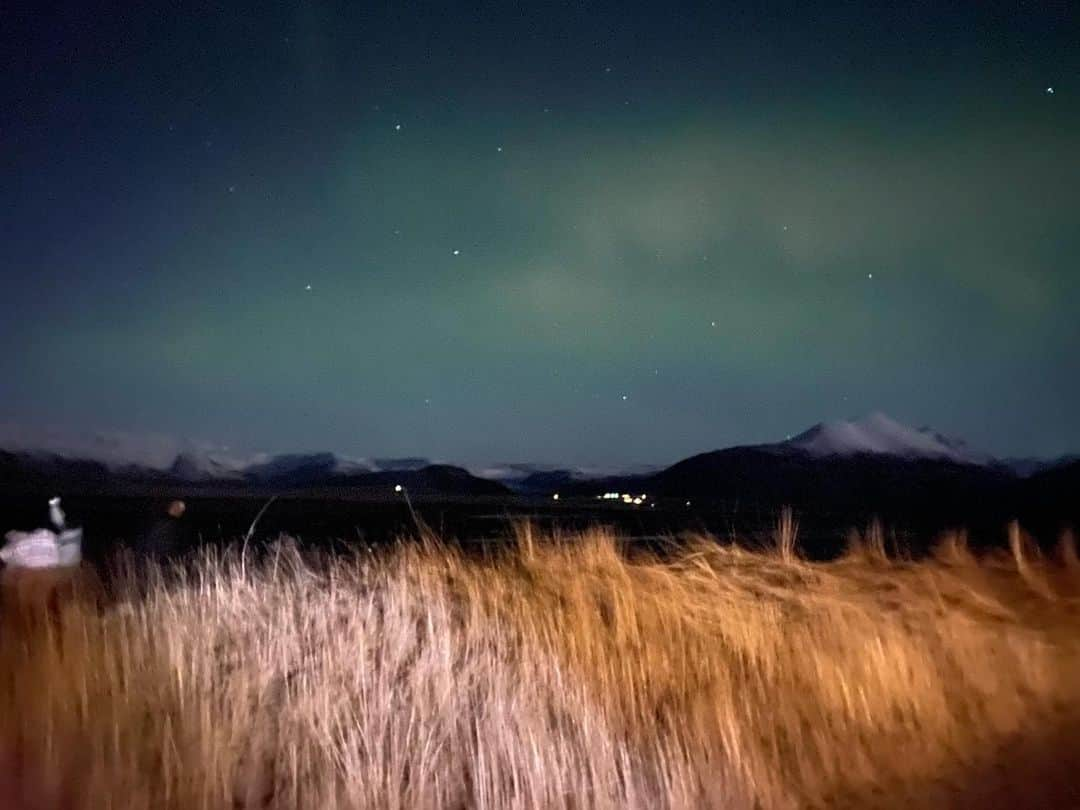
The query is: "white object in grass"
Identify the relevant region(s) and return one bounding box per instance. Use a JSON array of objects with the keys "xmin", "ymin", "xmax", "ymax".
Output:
[
  {"xmin": 49, "ymin": 496, "xmax": 66, "ymax": 530},
  {"xmin": 1, "ymin": 527, "xmax": 81, "ymax": 569}
]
